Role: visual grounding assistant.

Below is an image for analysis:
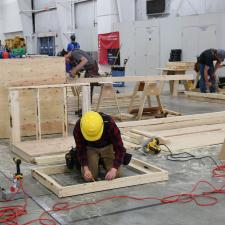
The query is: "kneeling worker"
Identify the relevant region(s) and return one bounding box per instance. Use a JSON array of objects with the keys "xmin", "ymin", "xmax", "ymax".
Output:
[{"xmin": 73, "ymin": 111, "xmax": 126, "ymax": 181}]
